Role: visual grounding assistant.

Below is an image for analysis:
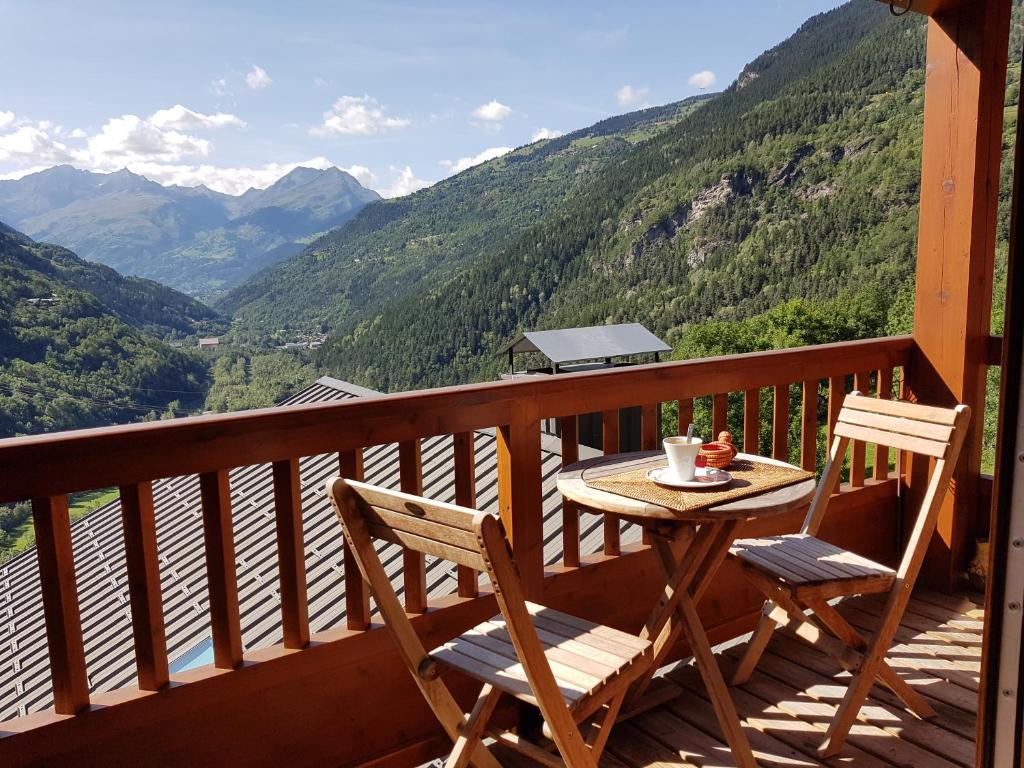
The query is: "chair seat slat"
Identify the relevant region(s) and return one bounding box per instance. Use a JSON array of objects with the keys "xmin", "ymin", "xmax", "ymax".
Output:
[{"xmin": 841, "ymin": 394, "xmax": 959, "ymax": 425}]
